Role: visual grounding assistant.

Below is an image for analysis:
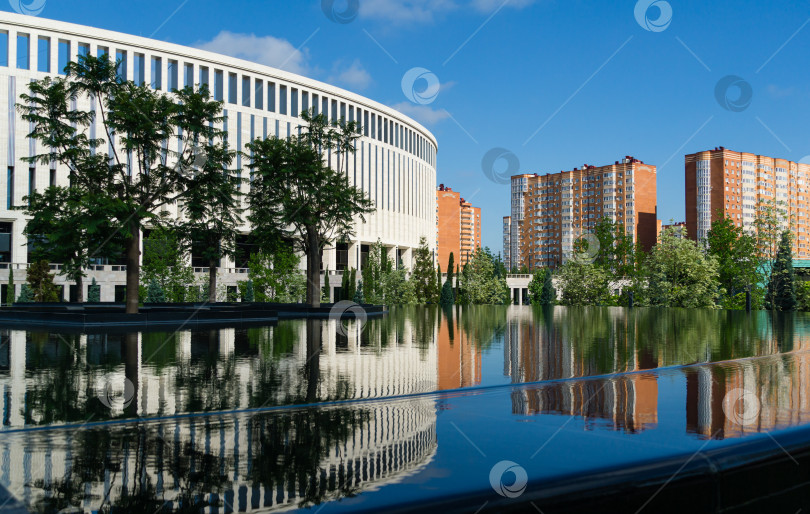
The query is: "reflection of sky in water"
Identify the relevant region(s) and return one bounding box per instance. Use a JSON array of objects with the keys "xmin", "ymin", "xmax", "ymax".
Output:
[{"xmin": 2, "ymin": 306, "xmax": 810, "ymax": 511}]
